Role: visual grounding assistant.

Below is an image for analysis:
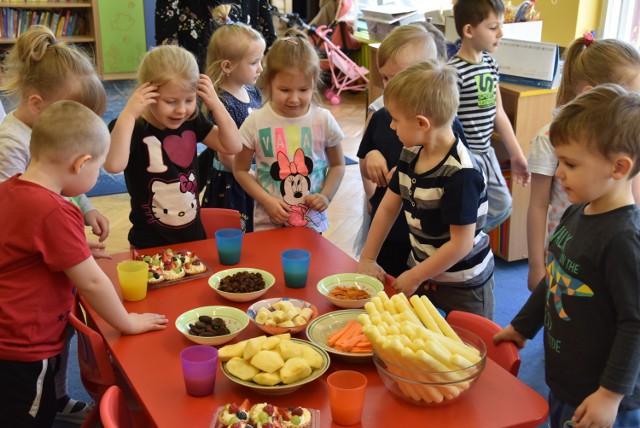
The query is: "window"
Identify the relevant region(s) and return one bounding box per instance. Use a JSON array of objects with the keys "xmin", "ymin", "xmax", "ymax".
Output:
[{"xmin": 600, "ymin": 0, "xmax": 640, "ymax": 47}]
